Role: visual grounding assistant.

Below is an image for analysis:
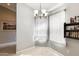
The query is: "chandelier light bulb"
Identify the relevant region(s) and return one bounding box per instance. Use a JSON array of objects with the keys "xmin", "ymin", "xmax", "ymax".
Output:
[
  {"xmin": 7, "ymin": 3, "xmax": 10, "ymax": 6},
  {"xmin": 41, "ymin": 9, "xmax": 46, "ymax": 14},
  {"xmin": 34, "ymin": 10, "xmax": 38, "ymax": 16},
  {"xmin": 45, "ymin": 13, "xmax": 48, "ymax": 16},
  {"xmin": 33, "ymin": 4, "xmax": 48, "ymax": 19}
]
